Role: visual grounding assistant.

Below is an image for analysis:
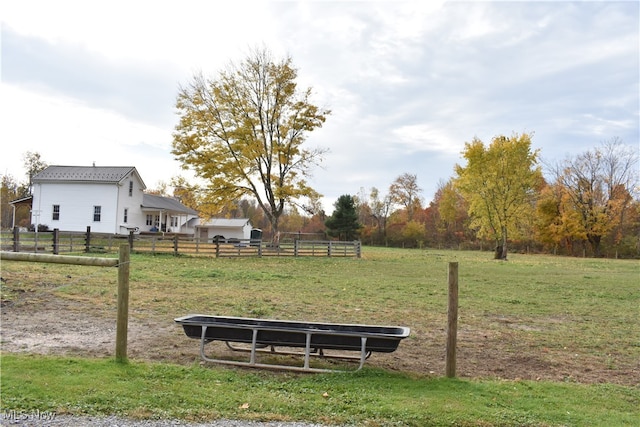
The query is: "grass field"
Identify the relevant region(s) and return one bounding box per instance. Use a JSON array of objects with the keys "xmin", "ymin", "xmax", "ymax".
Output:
[{"xmin": 1, "ymin": 246, "xmax": 639, "ymax": 425}]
